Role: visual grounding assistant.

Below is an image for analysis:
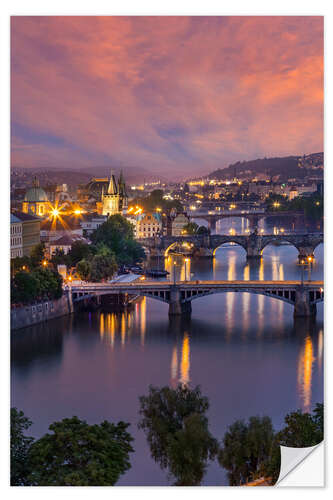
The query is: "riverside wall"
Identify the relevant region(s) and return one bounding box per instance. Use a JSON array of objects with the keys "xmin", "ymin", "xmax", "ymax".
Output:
[{"xmin": 11, "ymin": 292, "xmax": 73, "ymax": 331}]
